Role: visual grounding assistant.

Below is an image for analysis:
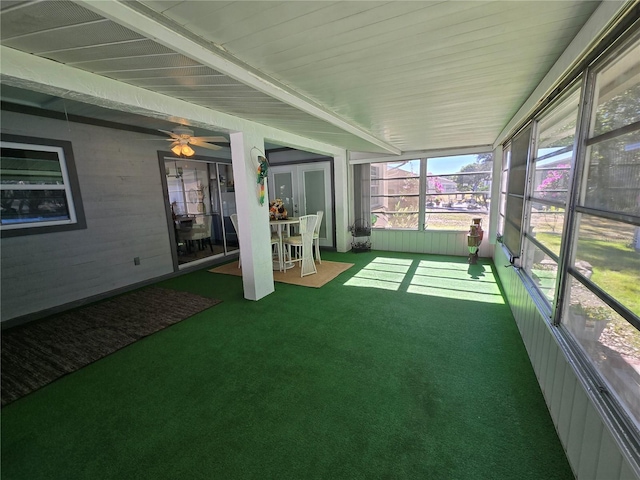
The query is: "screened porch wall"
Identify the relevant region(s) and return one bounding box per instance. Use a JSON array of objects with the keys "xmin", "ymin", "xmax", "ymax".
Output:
[{"xmin": 494, "ymin": 245, "xmax": 640, "ymax": 480}]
